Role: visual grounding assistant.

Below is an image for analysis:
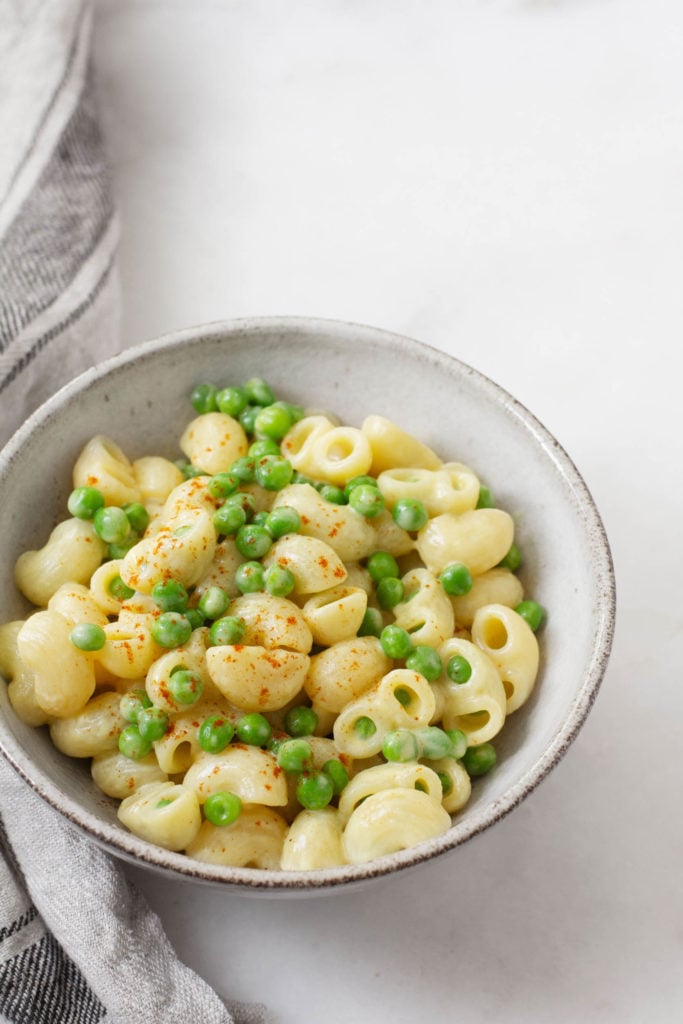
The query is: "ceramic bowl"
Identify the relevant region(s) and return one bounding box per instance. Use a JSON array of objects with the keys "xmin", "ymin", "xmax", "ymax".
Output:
[{"xmin": 0, "ymin": 317, "xmax": 615, "ymax": 894}]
